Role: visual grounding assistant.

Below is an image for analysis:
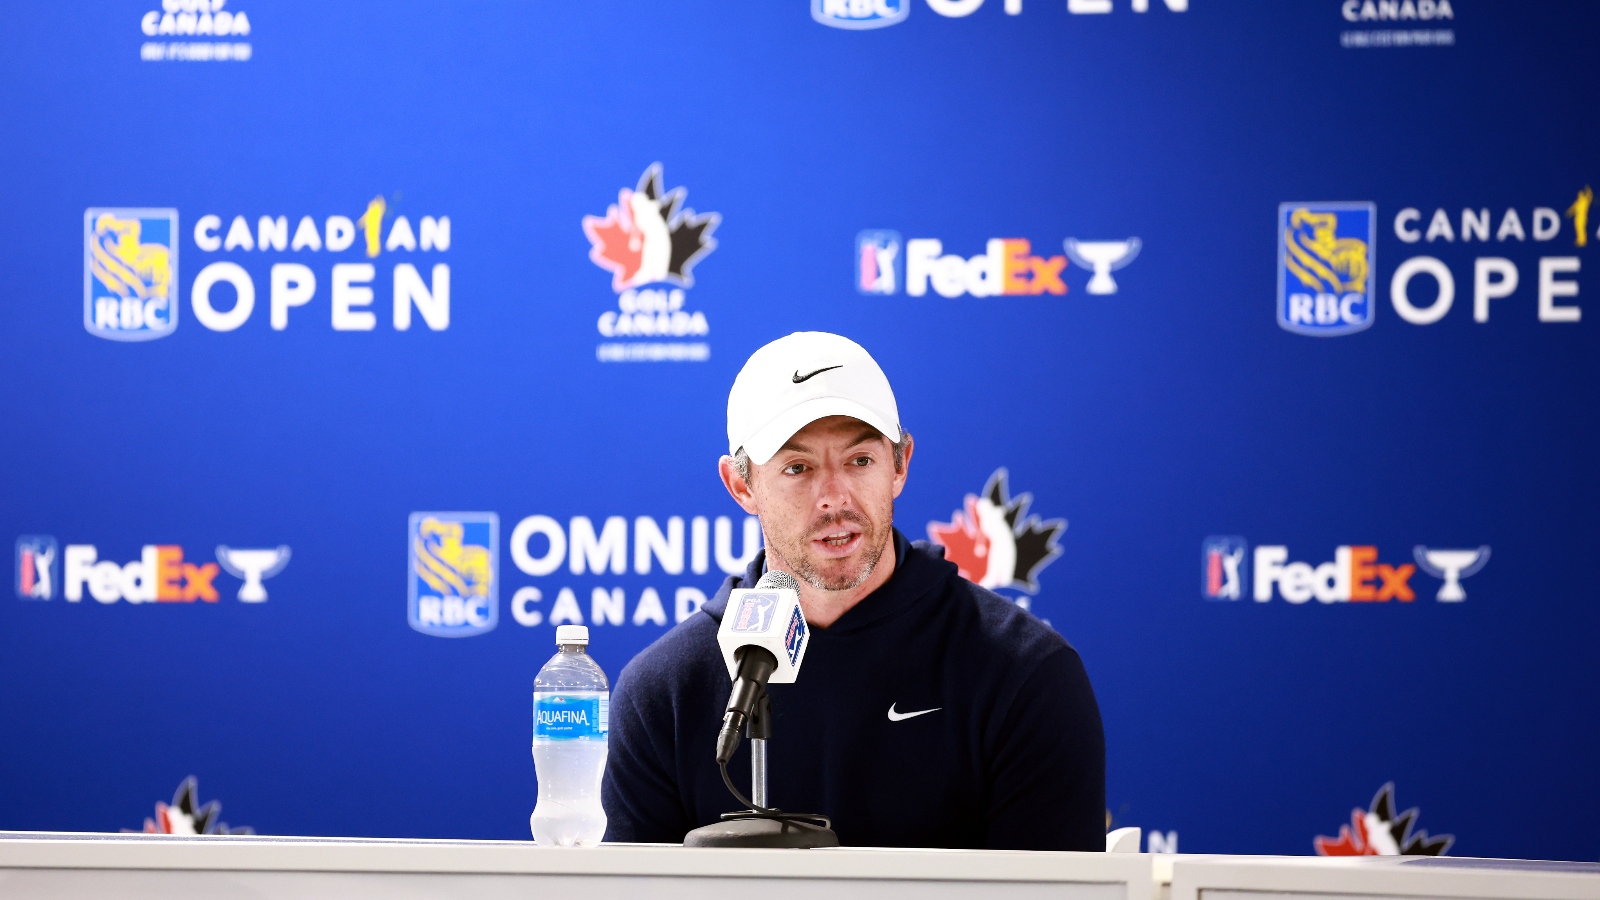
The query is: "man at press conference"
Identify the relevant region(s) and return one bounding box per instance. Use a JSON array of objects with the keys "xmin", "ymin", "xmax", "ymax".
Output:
[{"xmin": 602, "ymin": 332, "xmax": 1105, "ymax": 849}]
